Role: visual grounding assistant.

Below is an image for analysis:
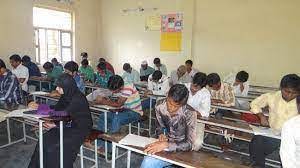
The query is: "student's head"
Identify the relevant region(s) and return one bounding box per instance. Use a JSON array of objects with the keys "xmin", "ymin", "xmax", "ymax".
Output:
[
  {"xmin": 51, "ymin": 58, "xmax": 58, "ymax": 65},
  {"xmin": 64, "ymin": 61, "xmax": 79, "ymax": 76},
  {"xmin": 151, "ymin": 70, "xmax": 163, "ymax": 83},
  {"xmin": 99, "ymin": 58, "xmax": 106, "ymax": 63},
  {"xmin": 177, "ymin": 65, "xmax": 187, "ymax": 78},
  {"xmin": 43, "ymin": 62, "xmax": 54, "ymax": 73},
  {"xmin": 97, "ymin": 62, "xmax": 107, "ymax": 73},
  {"xmin": 107, "ymin": 75, "xmax": 124, "ymax": 93},
  {"xmin": 81, "ymin": 59, "xmax": 89, "ymax": 68},
  {"xmin": 9, "ymin": 54, "xmax": 22, "ymax": 68},
  {"xmin": 22, "ymin": 55, "xmax": 31, "ymax": 66},
  {"xmin": 141, "ymin": 61, "xmax": 148, "ymax": 70},
  {"xmin": 185, "ymin": 60, "xmax": 193, "ymax": 71},
  {"xmin": 0, "ymin": 59, "xmax": 7, "ymax": 76},
  {"xmin": 81, "ymin": 52, "xmax": 88, "ymax": 59},
  {"xmin": 167, "ymin": 84, "xmax": 189, "ymax": 113},
  {"xmin": 190, "ymin": 72, "xmax": 207, "ymax": 94},
  {"xmin": 123, "ymin": 63, "xmax": 132, "ymax": 73},
  {"xmin": 280, "ymin": 74, "xmax": 300, "ymax": 102},
  {"xmin": 207, "ymin": 73, "xmax": 221, "ymax": 91},
  {"xmin": 235, "ymin": 71, "xmax": 249, "ymax": 83},
  {"xmin": 56, "ymin": 73, "xmax": 80, "ymax": 99},
  {"xmin": 153, "ymin": 58, "xmax": 161, "ymax": 67}
]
